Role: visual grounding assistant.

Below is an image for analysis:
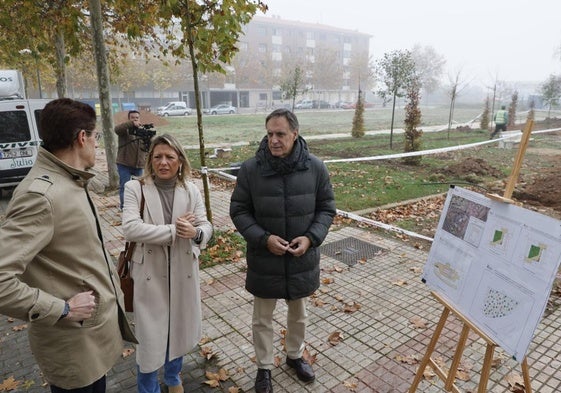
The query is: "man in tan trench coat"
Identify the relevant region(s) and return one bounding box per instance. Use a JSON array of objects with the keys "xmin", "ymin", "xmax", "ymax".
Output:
[{"xmin": 0, "ymin": 98, "xmax": 136, "ymax": 392}]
